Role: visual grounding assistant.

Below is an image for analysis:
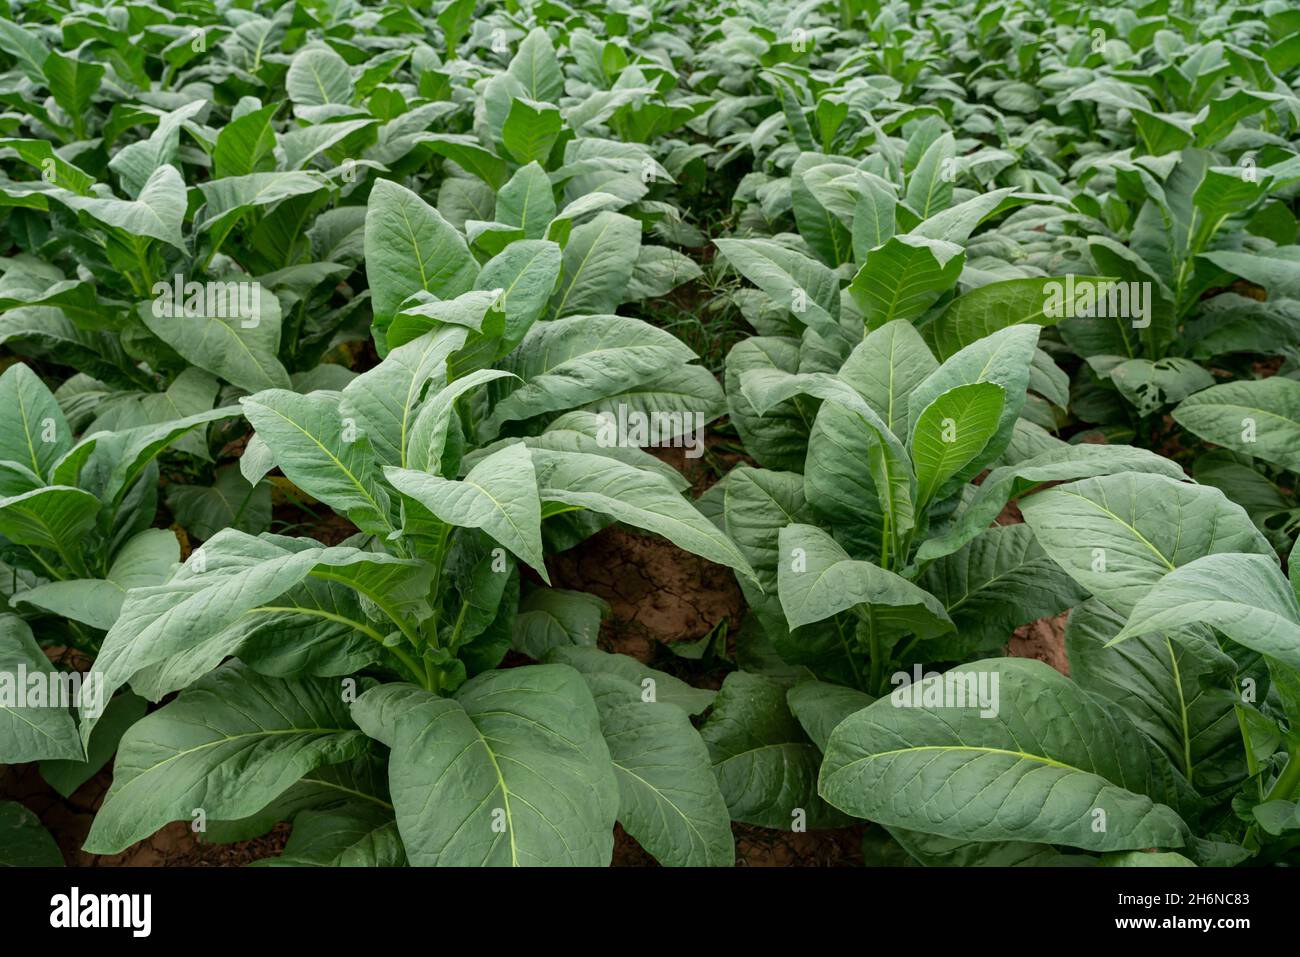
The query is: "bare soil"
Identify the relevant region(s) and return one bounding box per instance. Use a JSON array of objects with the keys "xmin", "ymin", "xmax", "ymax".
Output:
[
  {"xmin": 1007, "ymin": 612, "xmax": 1070, "ymax": 676},
  {"xmin": 548, "ymin": 525, "xmax": 746, "ymax": 663},
  {"xmin": 3, "ymin": 762, "xmax": 289, "ymax": 866}
]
